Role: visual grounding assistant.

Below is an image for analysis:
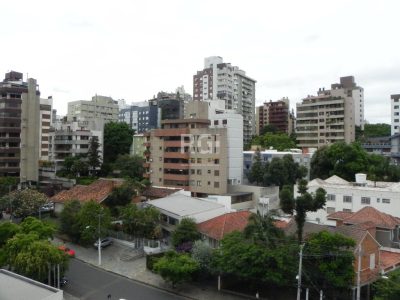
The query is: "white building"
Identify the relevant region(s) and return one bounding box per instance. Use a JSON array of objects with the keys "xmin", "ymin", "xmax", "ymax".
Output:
[
  {"xmin": 193, "ymin": 56, "xmax": 256, "ymax": 143},
  {"xmin": 298, "ymin": 174, "xmax": 400, "ymax": 226},
  {"xmin": 0, "ymin": 269, "xmax": 63, "ymax": 300},
  {"xmin": 67, "ymin": 95, "xmax": 119, "ymax": 123},
  {"xmin": 391, "ymin": 94, "xmax": 400, "ymax": 136}
]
